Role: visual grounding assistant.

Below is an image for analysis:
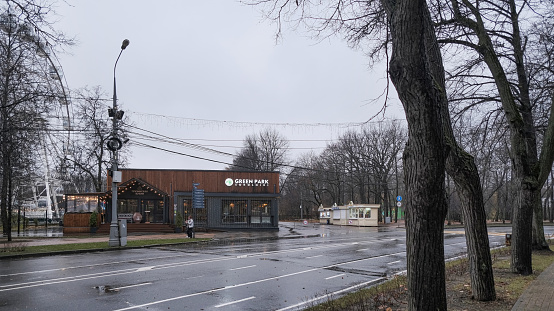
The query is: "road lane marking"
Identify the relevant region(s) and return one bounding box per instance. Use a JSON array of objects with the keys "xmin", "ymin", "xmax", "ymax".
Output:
[
  {"xmin": 488, "ymin": 232, "xmax": 510, "ymax": 236},
  {"xmin": 0, "ymin": 254, "xmax": 191, "ymax": 278},
  {"xmin": 113, "ymin": 267, "xmax": 322, "ymax": 311},
  {"xmin": 356, "ymin": 248, "xmax": 368, "ymax": 252},
  {"xmin": 275, "ymin": 278, "xmax": 386, "ymax": 311},
  {"xmin": 306, "ymin": 255, "xmax": 323, "ymax": 259},
  {"xmin": 0, "ymin": 256, "xmax": 237, "ymax": 292},
  {"xmin": 1, "ymin": 240, "xmax": 403, "ymax": 293},
  {"xmin": 185, "ymin": 275, "xmax": 204, "ymax": 280},
  {"xmin": 325, "ymin": 273, "xmax": 345, "ymax": 280},
  {"xmin": 445, "ymin": 242, "xmax": 467, "ymax": 247},
  {"xmin": 444, "ymin": 230, "xmax": 465, "ymax": 235},
  {"xmin": 114, "ymin": 252, "xmax": 408, "ymax": 310},
  {"xmin": 136, "ymin": 266, "xmax": 154, "ymax": 272},
  {"xmin": 214, "ymin": 296, "xmax": 256, "ymax": 308},
  {"xmin": 112, "ymin": 283, "xmax": 152, "ymax": 291},
  {"xmin": 387, "ymin": 260, "xmax": 401, "ymax": 265},
  {"xmin": 229, "ymin": 265, "xmax": 256, "ymax": 271},
  {"xmin": 0, "ymin": 242, "xmax": 350, "ymax": 291}
]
